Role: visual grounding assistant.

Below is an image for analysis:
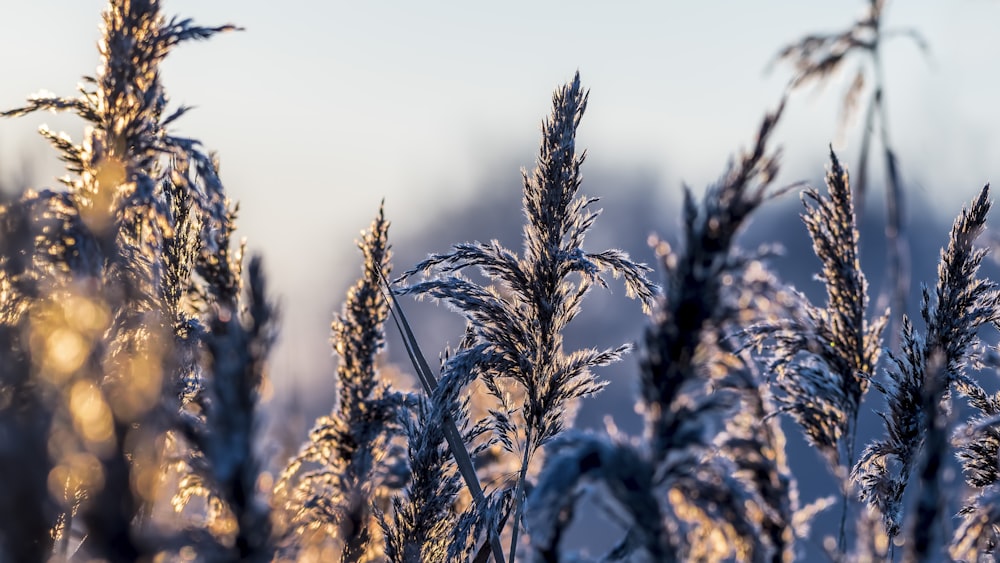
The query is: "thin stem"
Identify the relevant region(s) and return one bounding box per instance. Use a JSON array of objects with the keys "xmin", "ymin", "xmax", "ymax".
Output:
[
  {"xmin": 378, "ymin": 270, "xmax": 506, "ymax": 563},
  {"xmin": 508, "ymin": 429, "xmax": 533, "ymax": 563},
  {"xmin": 871, "ymin": 22, "xmax": 909, "ymax": 352},
  {"xmin": 838, "ymin": 408, "xmax": 860, "ymax": 554},
  {"xmin": 855, "ymin": 91, "xmax": 878, "ymax": 214}
]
